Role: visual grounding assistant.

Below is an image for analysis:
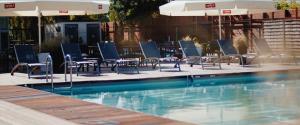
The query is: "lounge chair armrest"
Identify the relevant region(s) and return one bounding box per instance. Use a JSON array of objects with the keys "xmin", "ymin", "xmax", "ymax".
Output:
[
  {"xmin": 187, "ymin": 56, "xmax": 201, "ymax": 58},
  {"xmin": 243, "ymin": 53, "xmax": 257, "ymax": 56},
  {"xmin": 160, "ymin": 57, "xmax": 179, "ymax": 62},
  {"xmin": 202, "ymin": 56, "xmax": 219, "ymax": 59},
  {"xmin": 82, "ymin": 57, "xmax": 100, "ymax": 61}
]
